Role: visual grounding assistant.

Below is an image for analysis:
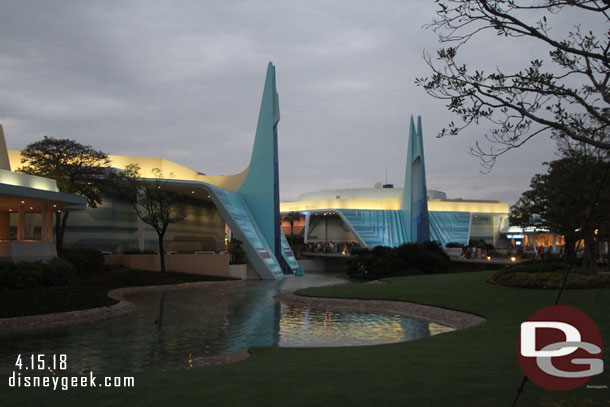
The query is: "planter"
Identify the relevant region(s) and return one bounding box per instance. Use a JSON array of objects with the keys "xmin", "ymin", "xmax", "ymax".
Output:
[
  {"xmin": 229, "ymin": 264, "xmax": 247, "ymax": 280},
  {"xmin": 443, "ymin": 247, "xmax": 463, "ymax": 259}
]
